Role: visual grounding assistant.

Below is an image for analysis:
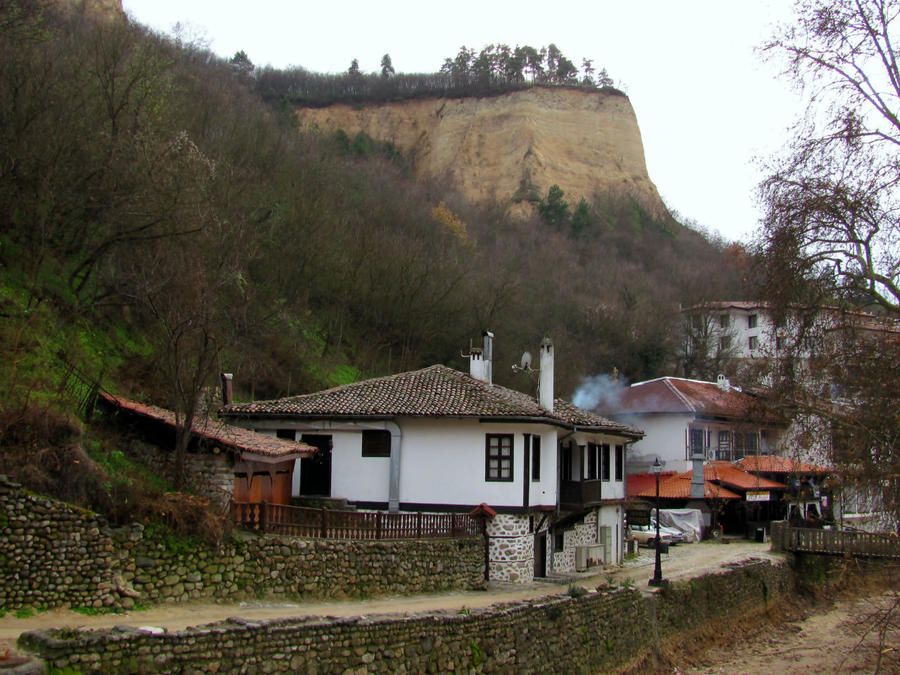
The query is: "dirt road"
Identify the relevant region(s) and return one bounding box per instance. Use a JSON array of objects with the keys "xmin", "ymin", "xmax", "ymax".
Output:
[
  {"xmin": 0, "ymin": 540, "xmax": 777, "ymax": 655},
  {"xmin": 676, "ymin": 591, "xmax": 900, "ymax": 674}
]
